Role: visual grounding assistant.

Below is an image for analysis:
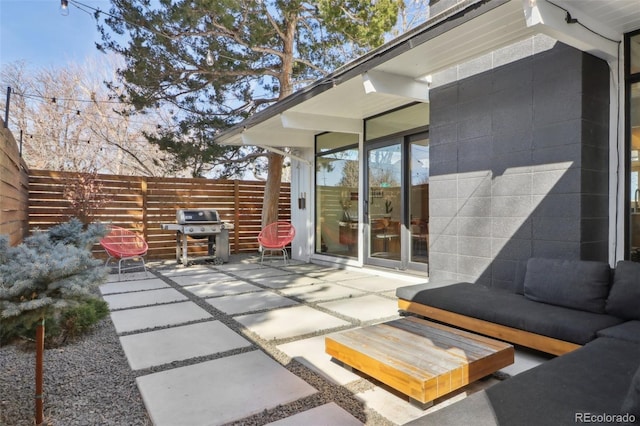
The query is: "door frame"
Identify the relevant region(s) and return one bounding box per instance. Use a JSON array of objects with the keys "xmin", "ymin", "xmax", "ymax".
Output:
[{"xmin": 363, "ymin": 129, "xmax": 429, "ymax": 273}]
